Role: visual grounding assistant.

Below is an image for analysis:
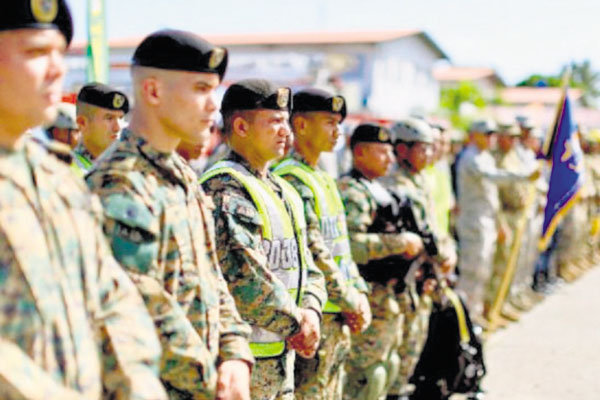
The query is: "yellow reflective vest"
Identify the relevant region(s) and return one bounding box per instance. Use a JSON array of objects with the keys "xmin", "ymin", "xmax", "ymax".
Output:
[
  {"xmin": 201, "ymin": 160, "xmax": 309, "ymax": 358},
  {"xmin": 273, "ymin": 157, "xmax": 357, "ymax": 313}
]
